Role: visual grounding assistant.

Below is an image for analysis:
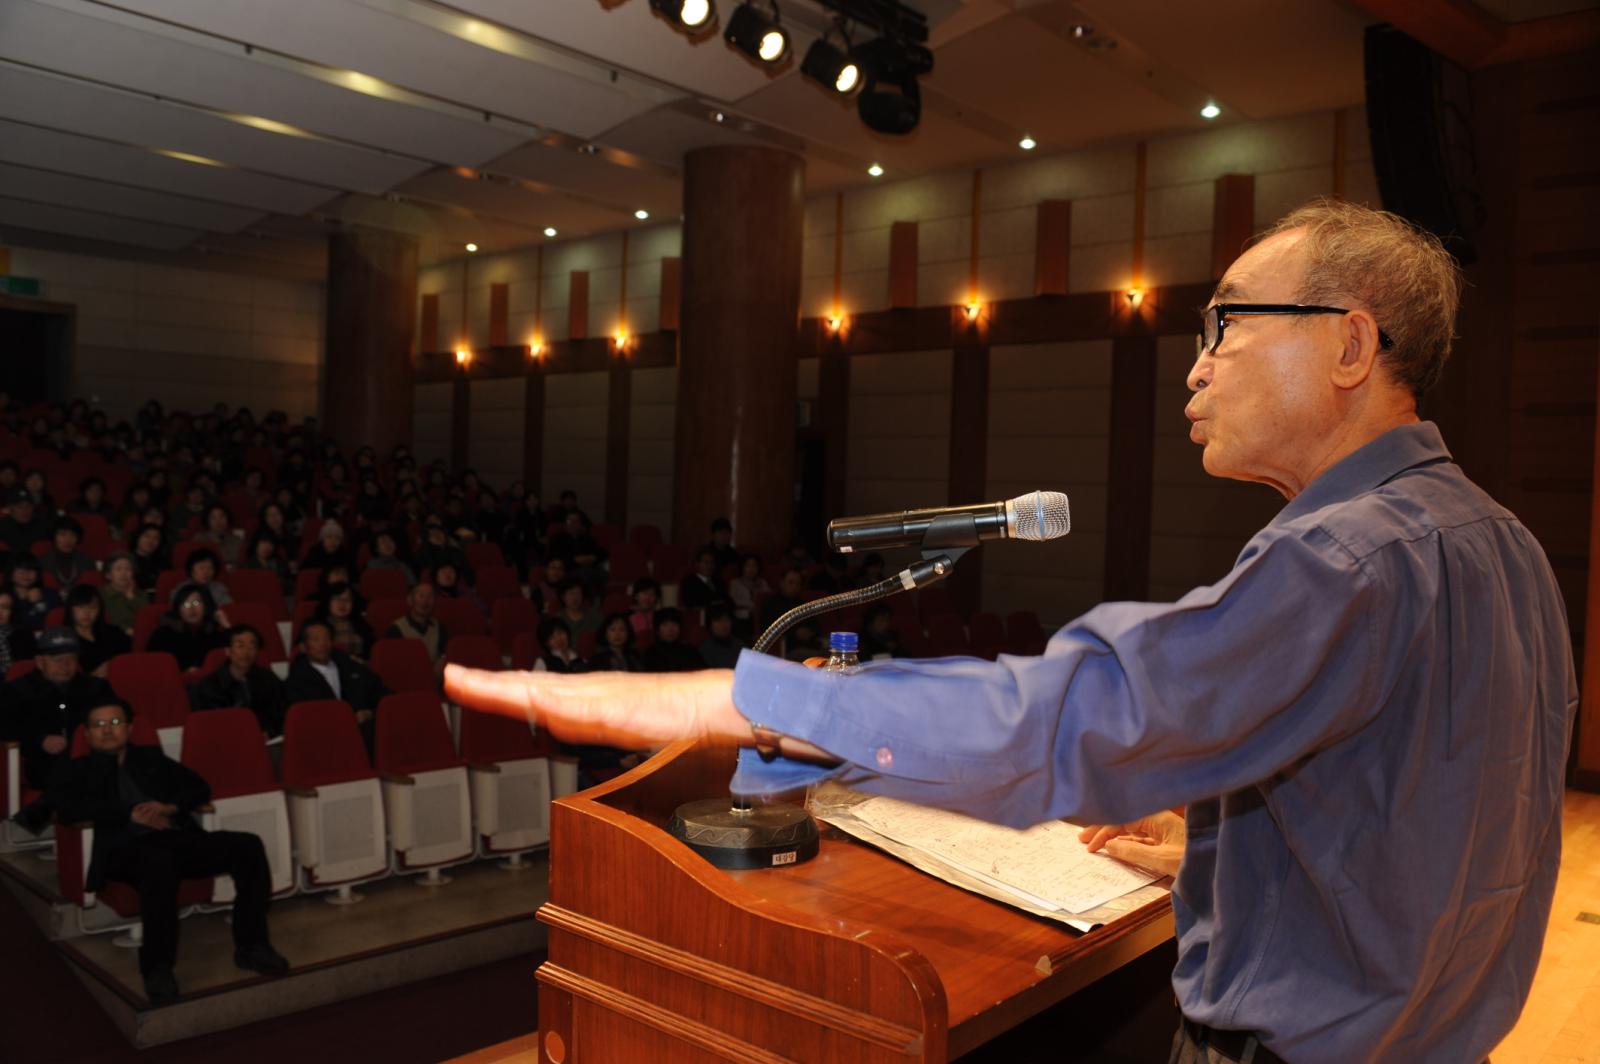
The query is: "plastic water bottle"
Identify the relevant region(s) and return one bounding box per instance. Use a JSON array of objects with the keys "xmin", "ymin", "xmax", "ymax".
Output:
[{"xmin": 824, "ymin": 631, "xmax": 860, "ymax": 673}]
